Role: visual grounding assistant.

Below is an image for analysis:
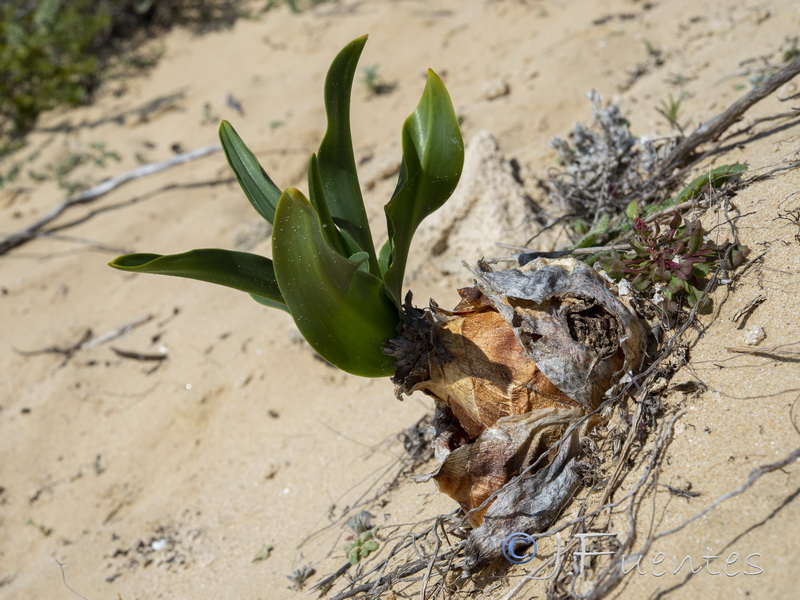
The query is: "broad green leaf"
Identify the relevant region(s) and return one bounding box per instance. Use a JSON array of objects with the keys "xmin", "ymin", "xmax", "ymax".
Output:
[
  {"xmin": 220, "ymin": 120, "xmax": 281, "ymax": 223},
  {"xmin": 272, "ymin": 188, "xmax": 399, "ymax": 377},
  {"xmin": 337, "ymin": 227, "xmax": 366, "ymax": 257},
  {"xmin": 382, "ymin": 69, "xmax": 464, "ymax": 306},
  {"xmin": 109, "ymin": 249, "xmax": 287, "ymax": 311},
  {"xmin": 695, "ymin": 262, "xmax": 712, "ymax": 277},
  {"xmin": 316, "ymin": 35, "xmax": 378, "ymax": 275},
  {"xmin": 667, "ymin": 276, "xmax": 686, "ymax": 295},
  {"xmin": 687, "ymin": 285, "xmax": 712, "ymax": 313}
]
